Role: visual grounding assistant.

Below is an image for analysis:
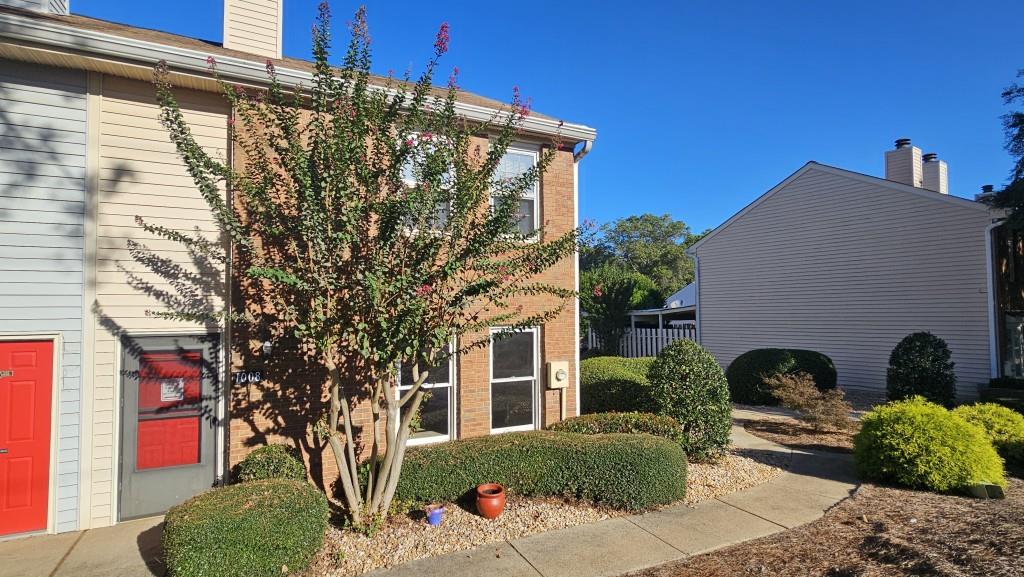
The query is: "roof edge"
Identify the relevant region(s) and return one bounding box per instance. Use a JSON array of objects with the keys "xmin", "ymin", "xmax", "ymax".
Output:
[
  {"xmin": 687, "ymin": 161, "xmax": 991, "ymax": 255},
  {"xmin": 0, "ymin": 9, "xmax": 597, "ymax": 143}
]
